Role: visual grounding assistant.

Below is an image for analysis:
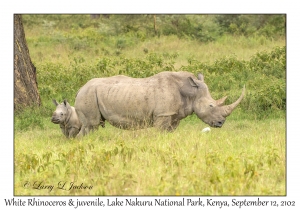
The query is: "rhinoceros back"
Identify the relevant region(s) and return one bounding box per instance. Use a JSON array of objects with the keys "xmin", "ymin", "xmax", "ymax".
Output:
[{"xmin": 74, "ymin": 72, "xmax": 185, "ymax": 130}]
